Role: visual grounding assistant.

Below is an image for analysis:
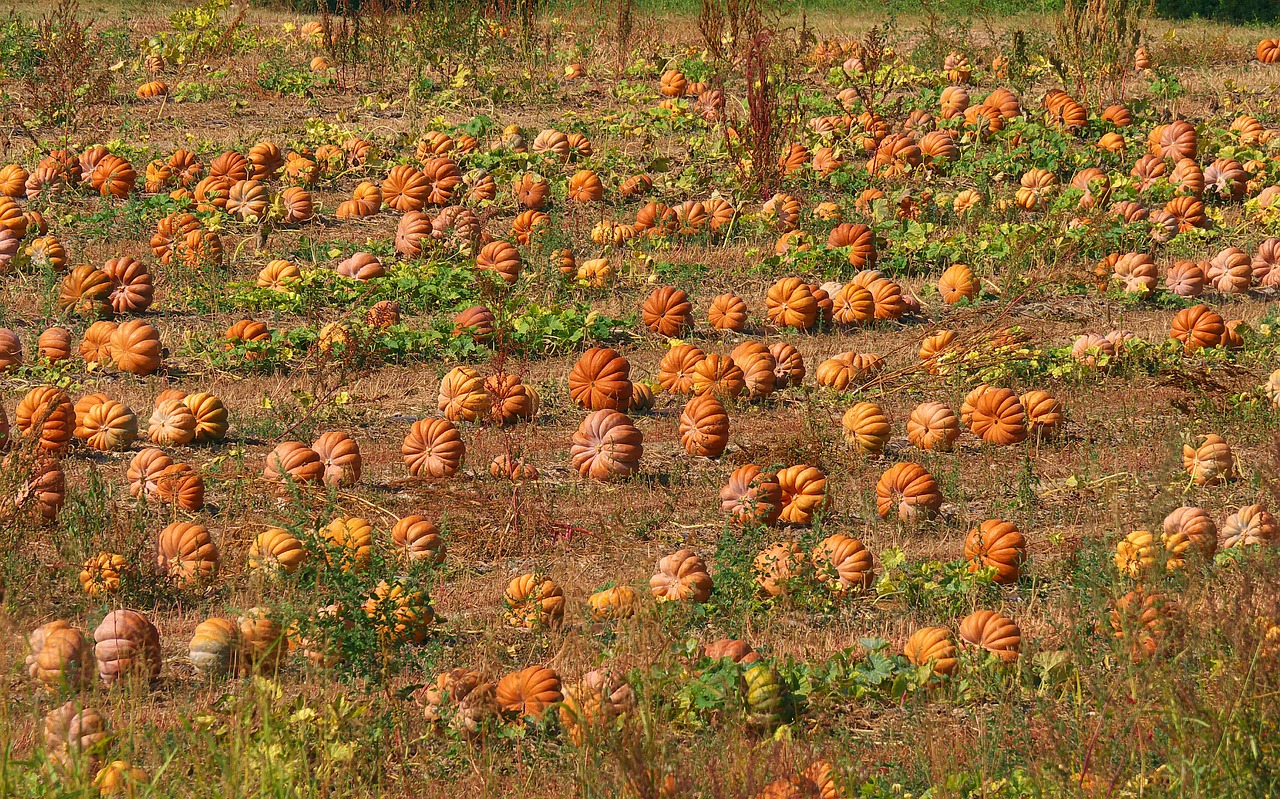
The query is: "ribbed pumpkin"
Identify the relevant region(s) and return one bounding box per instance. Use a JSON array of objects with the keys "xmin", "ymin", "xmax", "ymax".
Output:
[
  {"xmin": 438, "ymin": 365, "xmax": 491, "ymax": 422},
  {"xmin": 811, "ymin": 534, "xmax": 874, "ymax": 593},
  {"xmin": 649, "ymin": 549, "xmax": 713, "ymax": 602},
  {"xmin": 402, "ymin": 418, "xmax": 465, "ymax": 478},
  {"xmin": 312, "ymin": 431, "xmax": 362, "ymax": 487},
  {"xmin": 1221, "ymin": 504, "xmax": 1277, "ymax": 548},
  {"xmin": 587, "ymin": 585, "xmax": 639, "ymax": 621},
  {"xmin": 963, "ymin": 519, "xmax": 1026, "ymax": 584},
  {"xmin": 765, "ymin": 277, "xmax": 818, "ymax": 330},
  {"xmin": 841, "ymin": 401, "xmax": 891, "ymax": 454},
  {"xmin": 690, "ymin": 353, "xmax": 746, "ymax": 399},
  {"xmin": 237, "ymin": 607, "xmax": 286, "ymax": 674},
  {"xmin": 720, "ymin": 464, "xmax": 783, "ymax": 527},
  {"xmin": 322, "ymin": 516, "xmax": 374, "ymax": 571},
  {"xmin": 156, "ymin": 522, "xmax": 220, "ymax": 586},
  {"xmin": 569, "ymin": 348, "xmax": 632, "ymax": 410},
  {"xmin": 1161, "ymin": 506, "xmax": 1217, "ymax": 568},
  {"xmin": 657, "ymin": 344, "xmax": 705, "ymax": 395},
  {"xmin": 907, "ymin": 401, "xmax": 961, "ymax": 451},
  {"xmin": 79, "ymin": 400, "xmax": 138, "ymax": 452},
  {"xmin": 1182, "ymin": 433, "xmax": 1233, "ymax": 486},
  {"xmin": 263, "ymin": 442, "xmax": 324, "ymax": 487},
  {"xmin": 1021, "ymin": 390, "xmax": 1064, "ymax": 439},
  {"xmin": 497, "ymin": 665, "xmax": 562, "ymax": 719},
  {"xmin": 815, "ymin": 351, "xmax": 883, "ymax": 390},
  {"xmin": 44, "ymin": 701, "xmax": 110, "ymax": 766},
  {"xmin": 109, "ymin": 320, "xmax": 162, "ymax": 375},
  {"xmin": 1115, "ymin": 529, "xmax": 1156, "ymax": 577},
  {"xmin": 248, "ymin": 527, "xmax": 309, "ymax": 576},
  {"xmin": 16, "ymin": 385, "xmax": 75, "ymax": 453},
  {"xmin": 27, "ymin": 621, "xmax": 90, "ymax": 690},
  {"xmin": 776, "ymin": 465, "xmax": 828, "ymax": 526},
  {"xmin": 189, "ymin": 618, "xmax": 239, "ymax": 675},
  {"xmin": 503, "ymin": 573, "xmax": 565, "ymax": 628},
  {"xmin": 94, "ymin": 609, "xmax": 161, "ymax": 686},
  {"xmin": 154, "ymin": 463, "xmax": 205, "ymax": 510},
  {"xmin": 753, "ymin": 542, "xmax": 805, "ymax": 597},
  {"xmin": 905, "ymin": 627, "xmax": 957, "ymax": 676},
  {"xmin": 967, "ymin": 387, "xmax": 1028, "ymax": 446},
  {"xmin": 570, "ymin": 410, "xmax": 643, "ymax": 481},
  {"xmin": 148, "ymin": 399, "xmax": 197, "ymax": 445},
  {"xmin": 1111, "ymin": 588, "xmax": 1175, "ymax": 663},
  {"xmin": 770, "ymin": 342, "xmax": 805, "ymax": 389},
  {"xmin": 362, "ymin": 578, "xmax": 434, "ymax": 644},
  {"xmin": 743, "ymin": 663, "xmax": 791, "ymax": 728},
  {"xmin": 875, "ymin": 462, "xmax": 942, "ymax": 522},
  {"xmin": 642, "ymin": 286, "xmax": 694, "ymax": 337},
  {"xmin": 958, "ymin": 610, "xmax": 1021, "ymax": 662},
  {"xmin": 678, "ymin": 393, "xmax": 729, "ymax": 458},
  {"xmin": 708, "ymin": 293, "xmax": 748, "ymax": 331}
]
